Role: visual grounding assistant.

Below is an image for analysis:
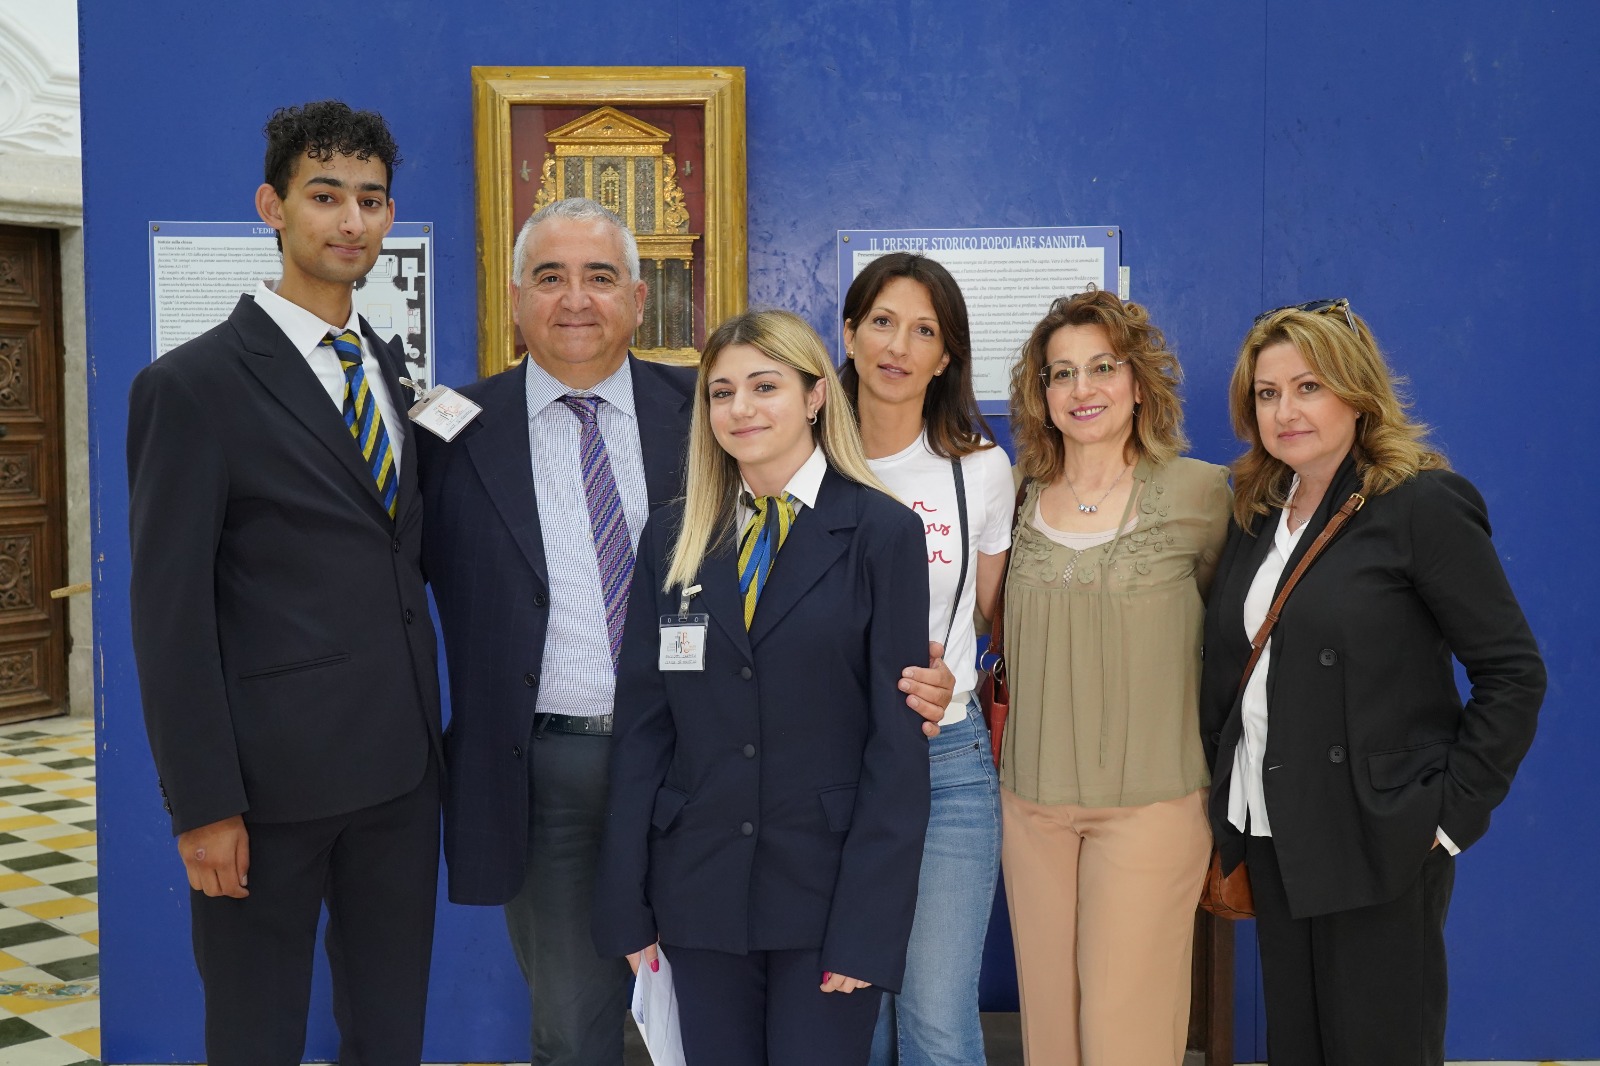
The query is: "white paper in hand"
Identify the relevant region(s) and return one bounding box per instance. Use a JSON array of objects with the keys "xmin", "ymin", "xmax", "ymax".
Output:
[{"xmin": 631, "ymin": 946, "xmax": 686, "ymax": 1066}]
